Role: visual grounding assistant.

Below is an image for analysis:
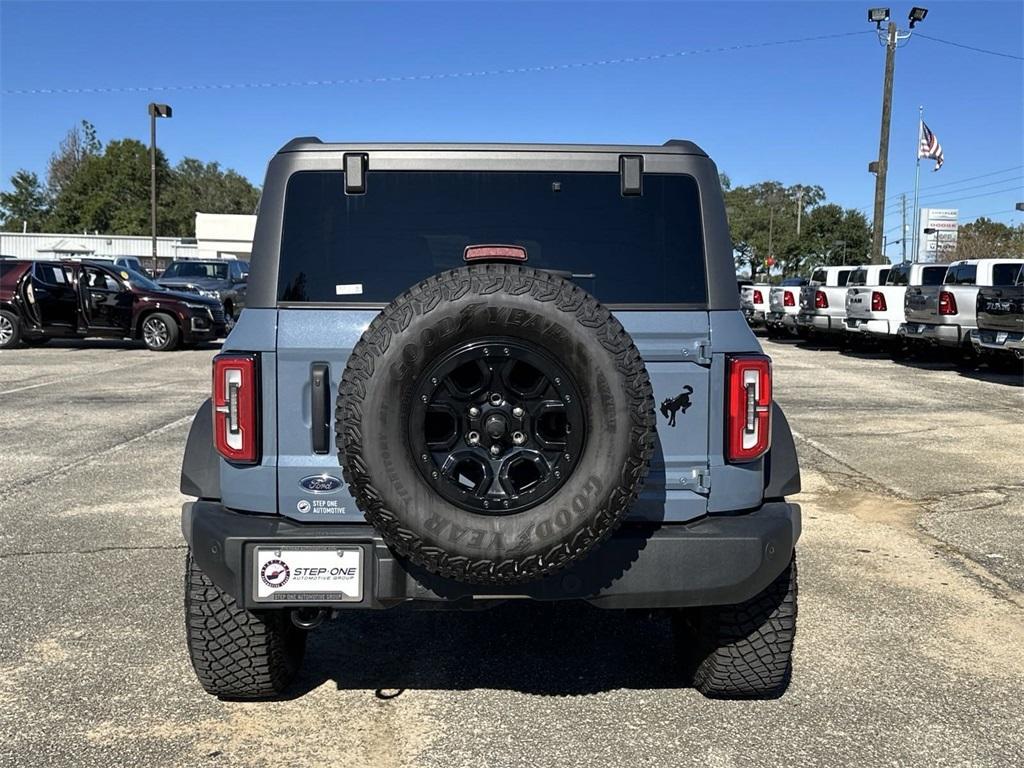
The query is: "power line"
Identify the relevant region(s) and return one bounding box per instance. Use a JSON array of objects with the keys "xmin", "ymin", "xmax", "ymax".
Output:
[
  {"xmin": 884, "ymin": 174, "xmax": 1024, "ymax": 213},
  {"xmin": 861, "ymin": 165, "xmax": 1024, "ymax": 211},
  {"xmin": 906, "ymin": 184, "xmax": 1022, "ymax": 210},
  {"xmin": 0, "ymin": 30, "xmax": 873, "ymax": 97},
  {"xmin": 914, "ymin": 32, "xmax": 1024, "ymax": 62}
]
